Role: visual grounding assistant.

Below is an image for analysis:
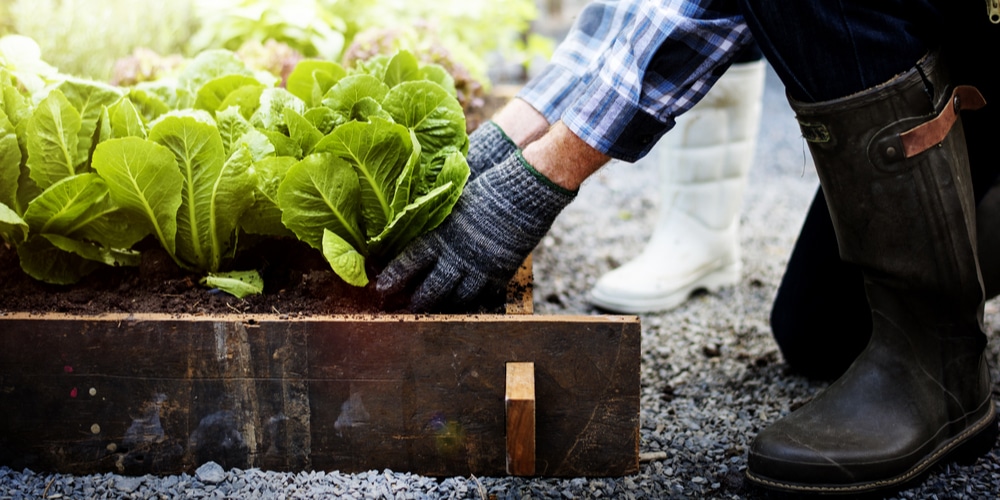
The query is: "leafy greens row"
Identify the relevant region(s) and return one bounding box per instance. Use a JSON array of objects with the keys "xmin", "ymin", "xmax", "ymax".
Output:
[{"xmin": 0, "ymin": 49, "xmax": 470, "ymax": 297}]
